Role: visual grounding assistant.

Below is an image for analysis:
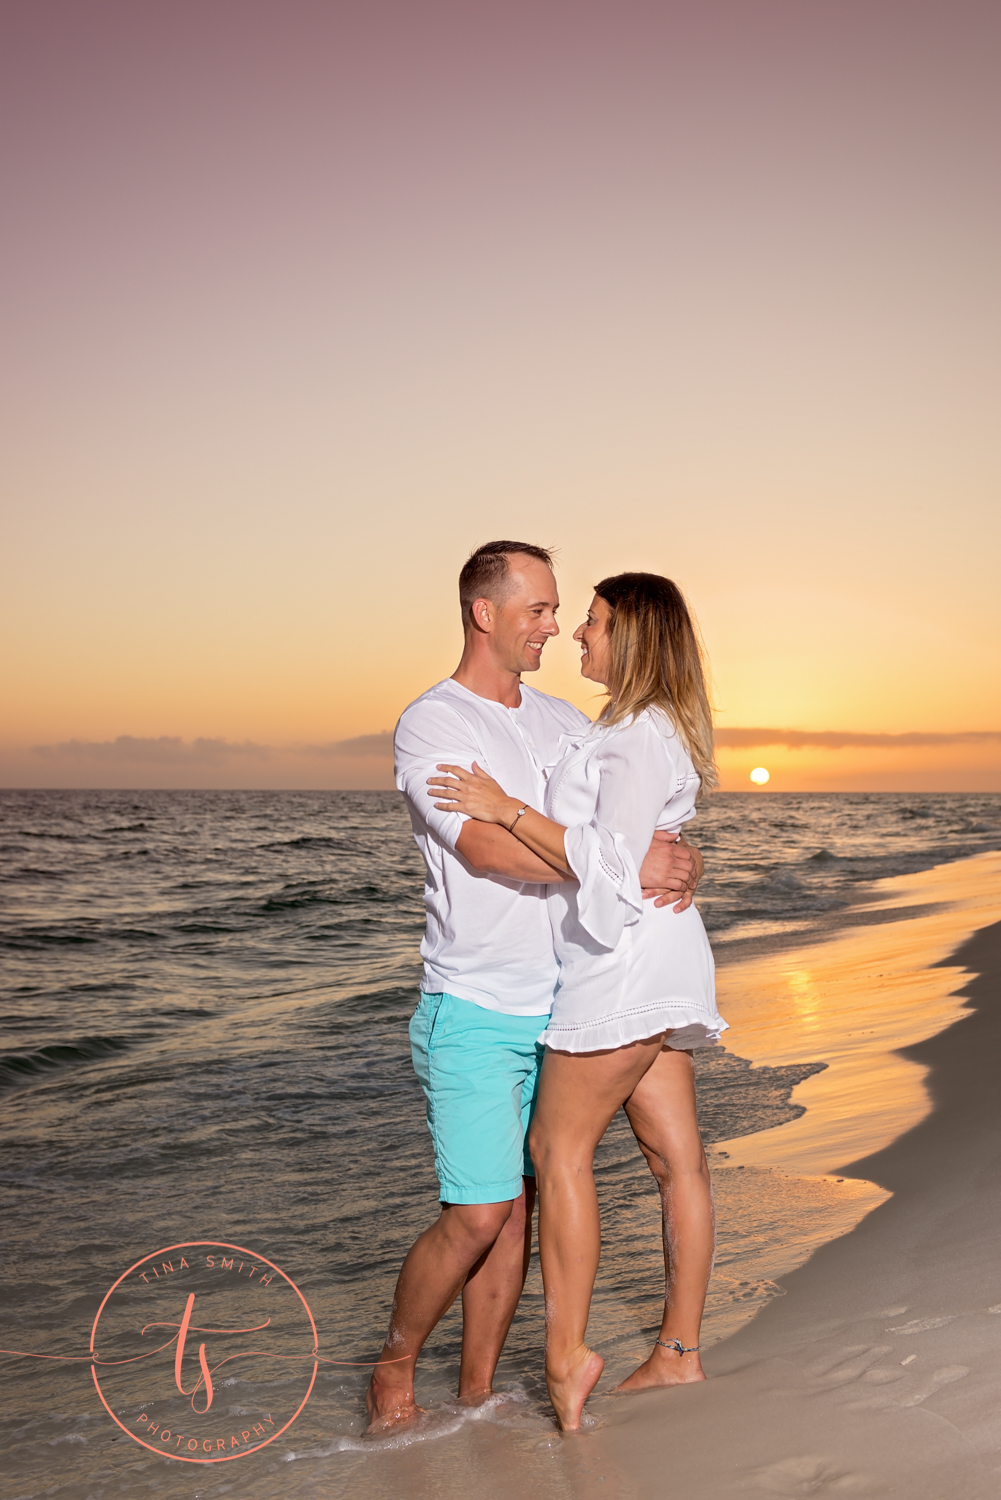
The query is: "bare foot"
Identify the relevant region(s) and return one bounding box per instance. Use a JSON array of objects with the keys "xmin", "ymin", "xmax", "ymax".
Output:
[
  {"xmin": 546, "ymin": 1346, "xmax": 604, "ymax": 1431},
  {"xmin": 365, "ymin": 1376, "xmax": 424, "ymax": 1434},
  {"xmin": 456, "ymin": 1385, "xmax": 493, "ymax": 1408},
  {"xmin": 614, "ymin": 1344, "xmax": 706, "ymax": 1393}
]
